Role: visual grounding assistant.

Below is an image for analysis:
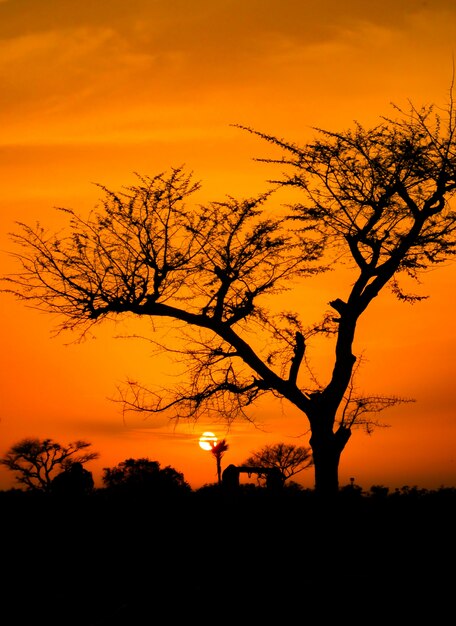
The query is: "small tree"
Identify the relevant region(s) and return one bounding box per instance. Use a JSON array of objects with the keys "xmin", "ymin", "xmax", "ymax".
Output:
[
  {"xmin": 210, "ymin": 439, "xmax": 229, "ymax": 485},
  {"xmin": 102, "ymin": 457, "xmax": 191, "ymax": 496},
  {"xmin": 242, "ymin": 442, "xmax": 313, "ymax": 486},
  {"xmin": 0, "ymin": 438, "xmax": 99, "ymax": 492}
]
